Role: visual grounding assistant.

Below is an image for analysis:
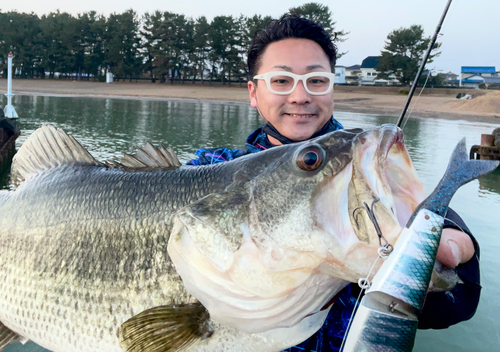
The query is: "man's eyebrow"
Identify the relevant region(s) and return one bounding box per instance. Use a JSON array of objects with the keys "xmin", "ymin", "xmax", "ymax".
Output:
[
  {"xmin": 306, "ymin": 64, "xmax": 327, "ymax": 70},
  {"xmin": 271, "ymin": 65, "xmax": 292, "ymax": 71},
  {"xmin": 270, "ymin": 64, "xmax": 328, "ymax": 71}
]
